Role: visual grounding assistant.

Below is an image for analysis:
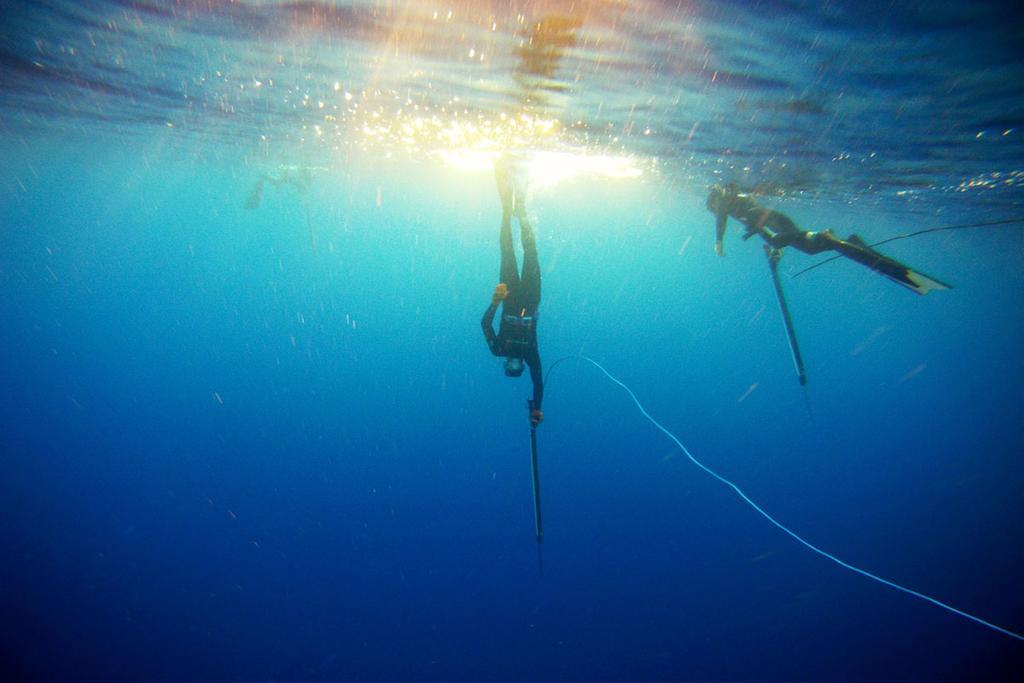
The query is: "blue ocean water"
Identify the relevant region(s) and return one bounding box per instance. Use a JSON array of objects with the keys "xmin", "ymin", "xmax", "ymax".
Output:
[{"xmin": 1, "ymin": 1, "xmax": 1023, "ymax": 680}]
